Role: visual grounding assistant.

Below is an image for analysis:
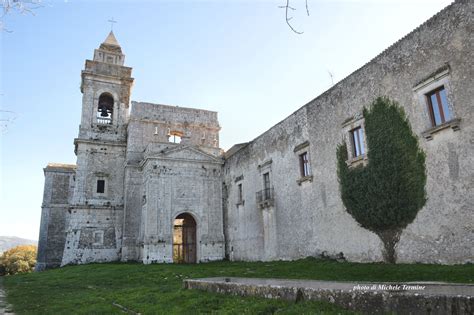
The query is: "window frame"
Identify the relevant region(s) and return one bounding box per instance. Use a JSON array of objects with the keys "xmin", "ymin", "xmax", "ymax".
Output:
[
  {"xmin": 262, "ymin": 172, "xmax": 272, "ymax": 200},
  {"xmin": 96, "ymin": 179, "xmax": 105, "ymax": 194},
  {"xmin": 92, "ymin": 230, "xmax": 104, "ymax": 246},
  {"xmin": 341, "ymin": 113, "xmax": 367, "ymax": 167},
  {"xmin": 168, "ymin": 130, "xmax": 183, "ymax": 144},
  {"xmin": 93, "ymin": 173, "xmax": 109, "ymax": 198},
  {"xmin": 350, "ymin": 126, "xmax": 365, "ymax": 158},
  {"xmin": 294, "ymin": 141, "xmax": 313, "ymax": 185},
  {"xmin": 263, "ymin": 172, "xmax": 270, "ymax": 191},
  {"xmin": 299, "ymin": 152, "xmax": 311, "ymax": 177},
  {"xmin": 237, "ymin": 183, "xmax": 243, "ymax": 205},
  {"xmin": 426, "ymin": 86, "xmax": 451, "ymax": 127},
  {"xmin": 413, "ymin": 66, "xmax": 461, "ymax": 140},
  {"xmin": 256, "ymin": 159, "xmax": 274, "ymax": 208}
]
